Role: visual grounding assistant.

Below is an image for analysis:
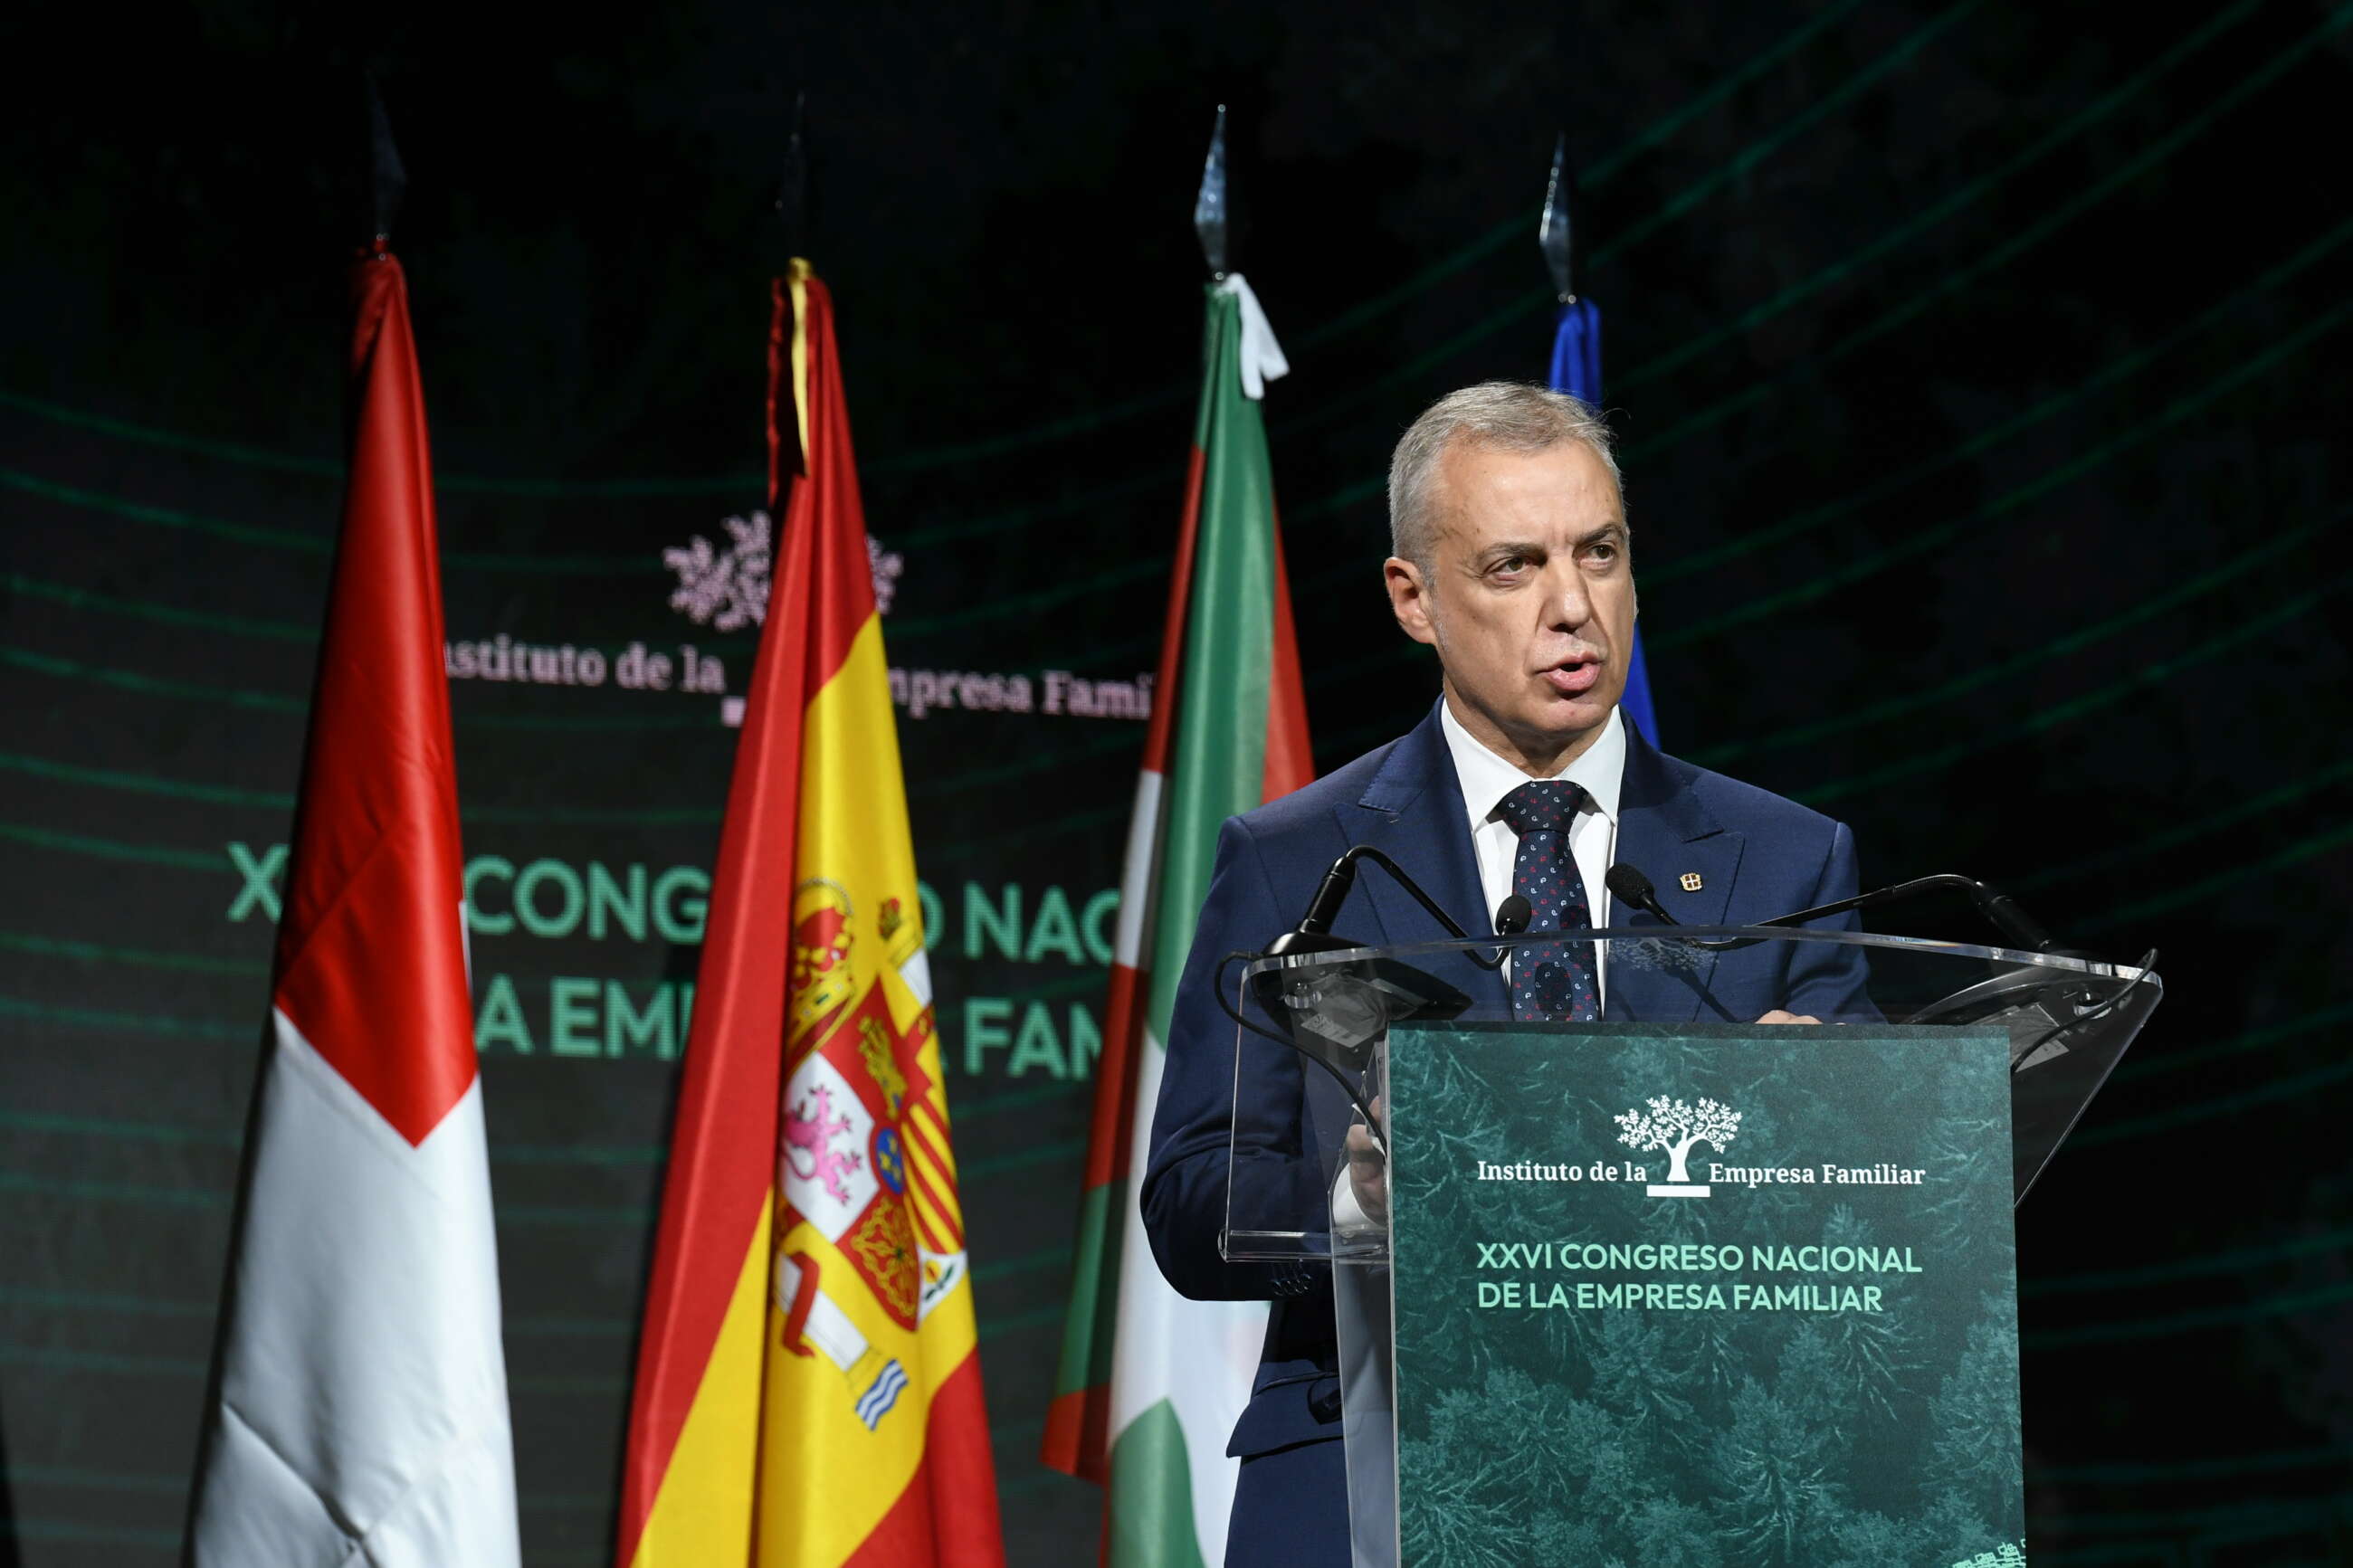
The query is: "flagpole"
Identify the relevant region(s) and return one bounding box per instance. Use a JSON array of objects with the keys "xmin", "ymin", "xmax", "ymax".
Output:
[
  {"xmin": 1542, "ymin": 134, "xmax": 1658, "ymax": 745},
  {"xmin": 1195, "ymin": 104, "xmax": 1229, "ymax": 280},
  {"xmin": 364, "ymin": 70, "xmax": 406, "ymax": 247}
]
